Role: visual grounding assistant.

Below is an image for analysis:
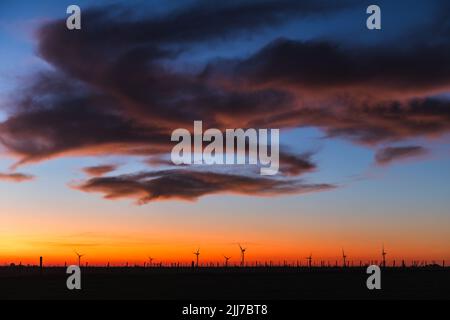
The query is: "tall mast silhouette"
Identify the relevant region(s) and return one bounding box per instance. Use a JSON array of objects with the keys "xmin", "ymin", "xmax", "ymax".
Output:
[
  {"xmin": 306, "ymin": 254, "xmax": 312, "ymax": 268},
  {"xmin": 342, "ymin": 249, "xmax": 347, "ymax": 267},
  {"xmin": 193, "ymin": 248, "xmax": 200, "ymax": 267},
  {"xmin": 382, "ymin": 244, "xmax": 387, "ymax": 267},
  {"xmin": 239, "ymin": 244, "xmax": 246, "ymax": 267}
]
